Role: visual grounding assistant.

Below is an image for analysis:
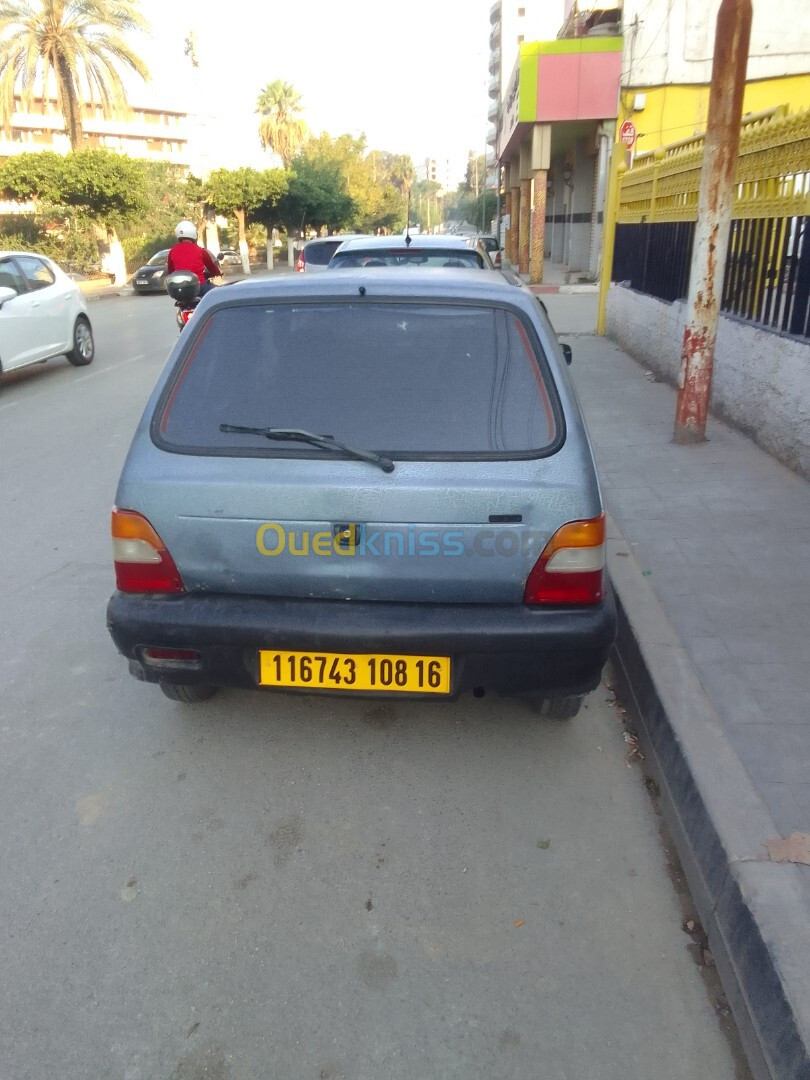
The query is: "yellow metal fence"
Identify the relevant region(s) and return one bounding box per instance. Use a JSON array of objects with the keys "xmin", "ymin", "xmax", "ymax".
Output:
[
  {"xmin": 605, "ymin": 106, "xmax": 810, "ymax": 339},
  {"xmin": 617, "ymin": 106, "xmax": 810, "ymax": 225}
]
